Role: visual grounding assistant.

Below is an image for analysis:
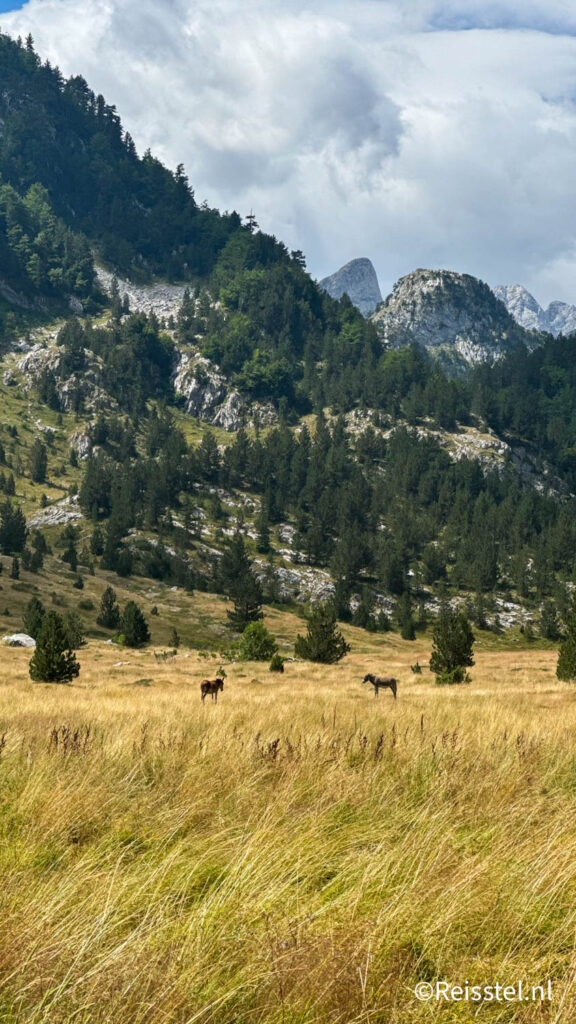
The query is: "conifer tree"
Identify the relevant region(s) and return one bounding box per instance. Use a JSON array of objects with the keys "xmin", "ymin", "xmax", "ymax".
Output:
[
  {"xmin": 295, "ymin": 603, "xmax": 350, "ymax": 664},
  {"xmin": 97, "ymin": 586, "xmax": 120, "ymax": 629},
  {"xmin": 557, "ymin": 598, "xmax": 576, "ymax": 681},
  {"xmin": 29, "ymin": 611, "xmax": 80, "ymax": 683},
  {"xmin": 220, "ymin": 535, "xmax": 263, "ymax": 631},
  {"xmin": 23, "ymin": 596, "xmax": 45, "ymax": 639},
  {"xmin": 121, "ymin": 601, "xmax": 150, "ymax": 647},
  {"xmin": 30, "ymin": 438, "xmax": 48, "ymax": 483},
  {"xmin": 430, "ymin": 602, "xmax": 475, "ymax": 684}
]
